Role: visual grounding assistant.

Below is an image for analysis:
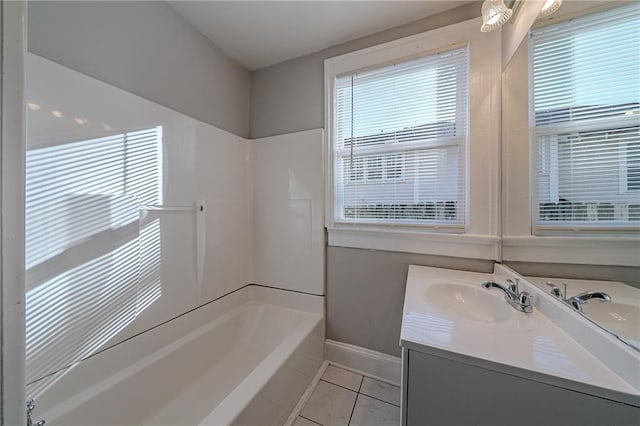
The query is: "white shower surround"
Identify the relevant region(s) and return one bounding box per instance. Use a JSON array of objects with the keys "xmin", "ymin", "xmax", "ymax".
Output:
[
  {"xmin": 29, "ymin": 286, "xmax": 324, "ymax": 425},
  {"xmin": 26, "ymin": 54, "xmax": 326, "ymax": 424}
]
